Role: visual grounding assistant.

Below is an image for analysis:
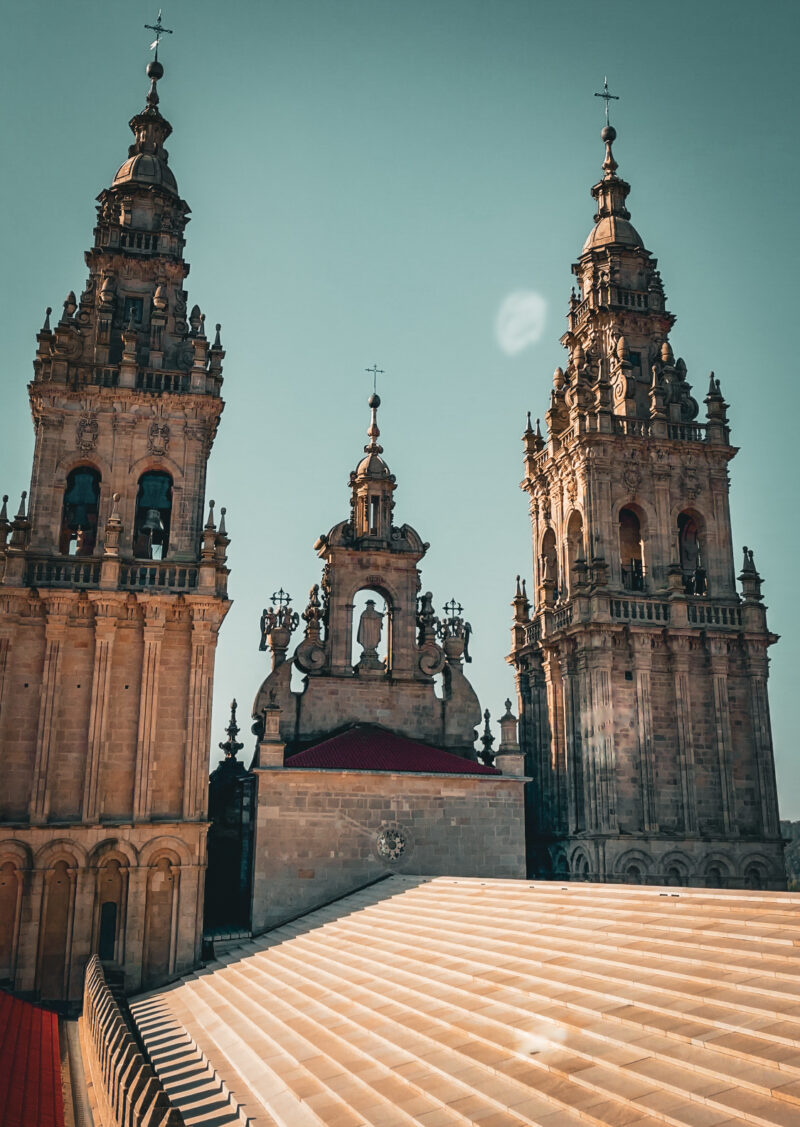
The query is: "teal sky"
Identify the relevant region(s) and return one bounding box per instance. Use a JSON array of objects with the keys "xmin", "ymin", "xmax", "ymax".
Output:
[{"xmin": 2, "ymin": 1, "xmax": 799, "ymax": 813}]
